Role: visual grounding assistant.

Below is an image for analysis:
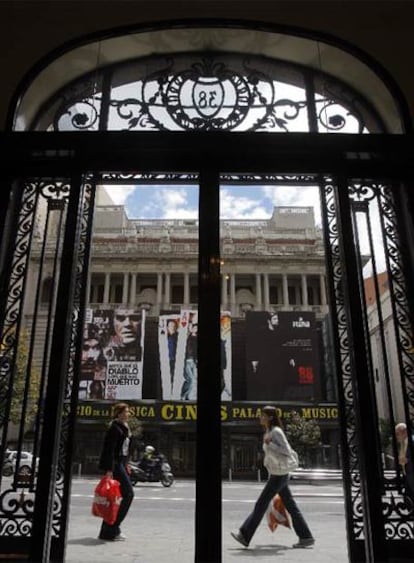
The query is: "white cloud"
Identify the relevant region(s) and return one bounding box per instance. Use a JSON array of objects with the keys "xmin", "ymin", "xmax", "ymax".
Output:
[
  {"xmin": 102, "ymin": 185, "xmax": 137, "ymax": 205},
  {"xmin": 220, "ymin": 188, "xmax": 269, "ymax": 219},
  {"xmin": 147, "ymin": 188, "xmax": 198, "ymax": 219}
]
